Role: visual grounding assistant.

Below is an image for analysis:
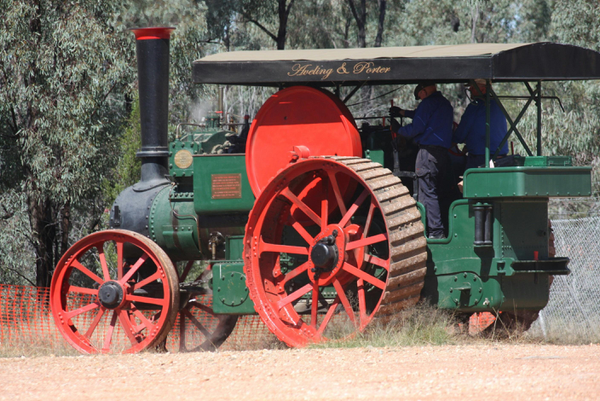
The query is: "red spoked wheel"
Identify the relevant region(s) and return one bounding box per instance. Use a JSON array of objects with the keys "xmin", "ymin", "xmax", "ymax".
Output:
[
  {"xmin": 168, "ymin": 262, "xmax": 238, "ymax": 352},
  {"xmin": 50, "ymin": 229, "xmax": 179, "ymax": 354},
  {"xmin": 244, "ymin": 156, "xmax": 427, "ymax": 347}
]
